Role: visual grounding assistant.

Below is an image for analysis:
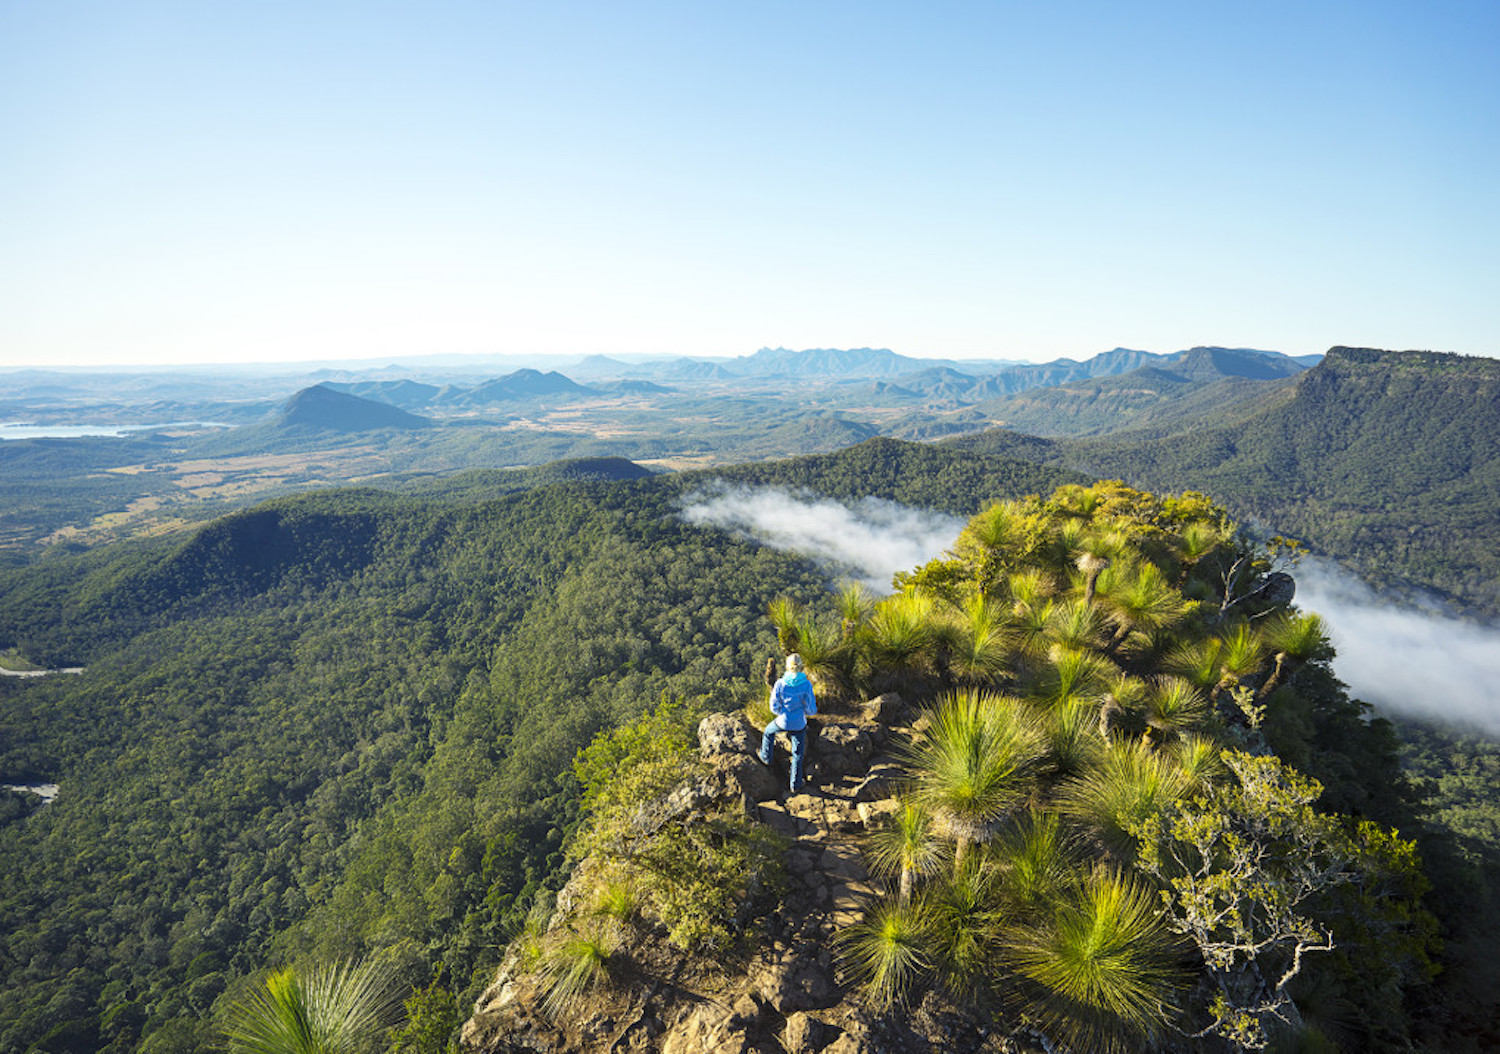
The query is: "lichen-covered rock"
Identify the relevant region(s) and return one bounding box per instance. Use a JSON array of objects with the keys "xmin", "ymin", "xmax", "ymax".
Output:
[
  {"xmin": 699, "ymin": 712, "xmax": 757, "ymax": 758},
  {"xmin": 812, "ymin": 722, "xmax": 874, "ymax": 777},
  {"xmin": 714, "ymin": 754, "xmax": 780, "ymax": 803}
]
